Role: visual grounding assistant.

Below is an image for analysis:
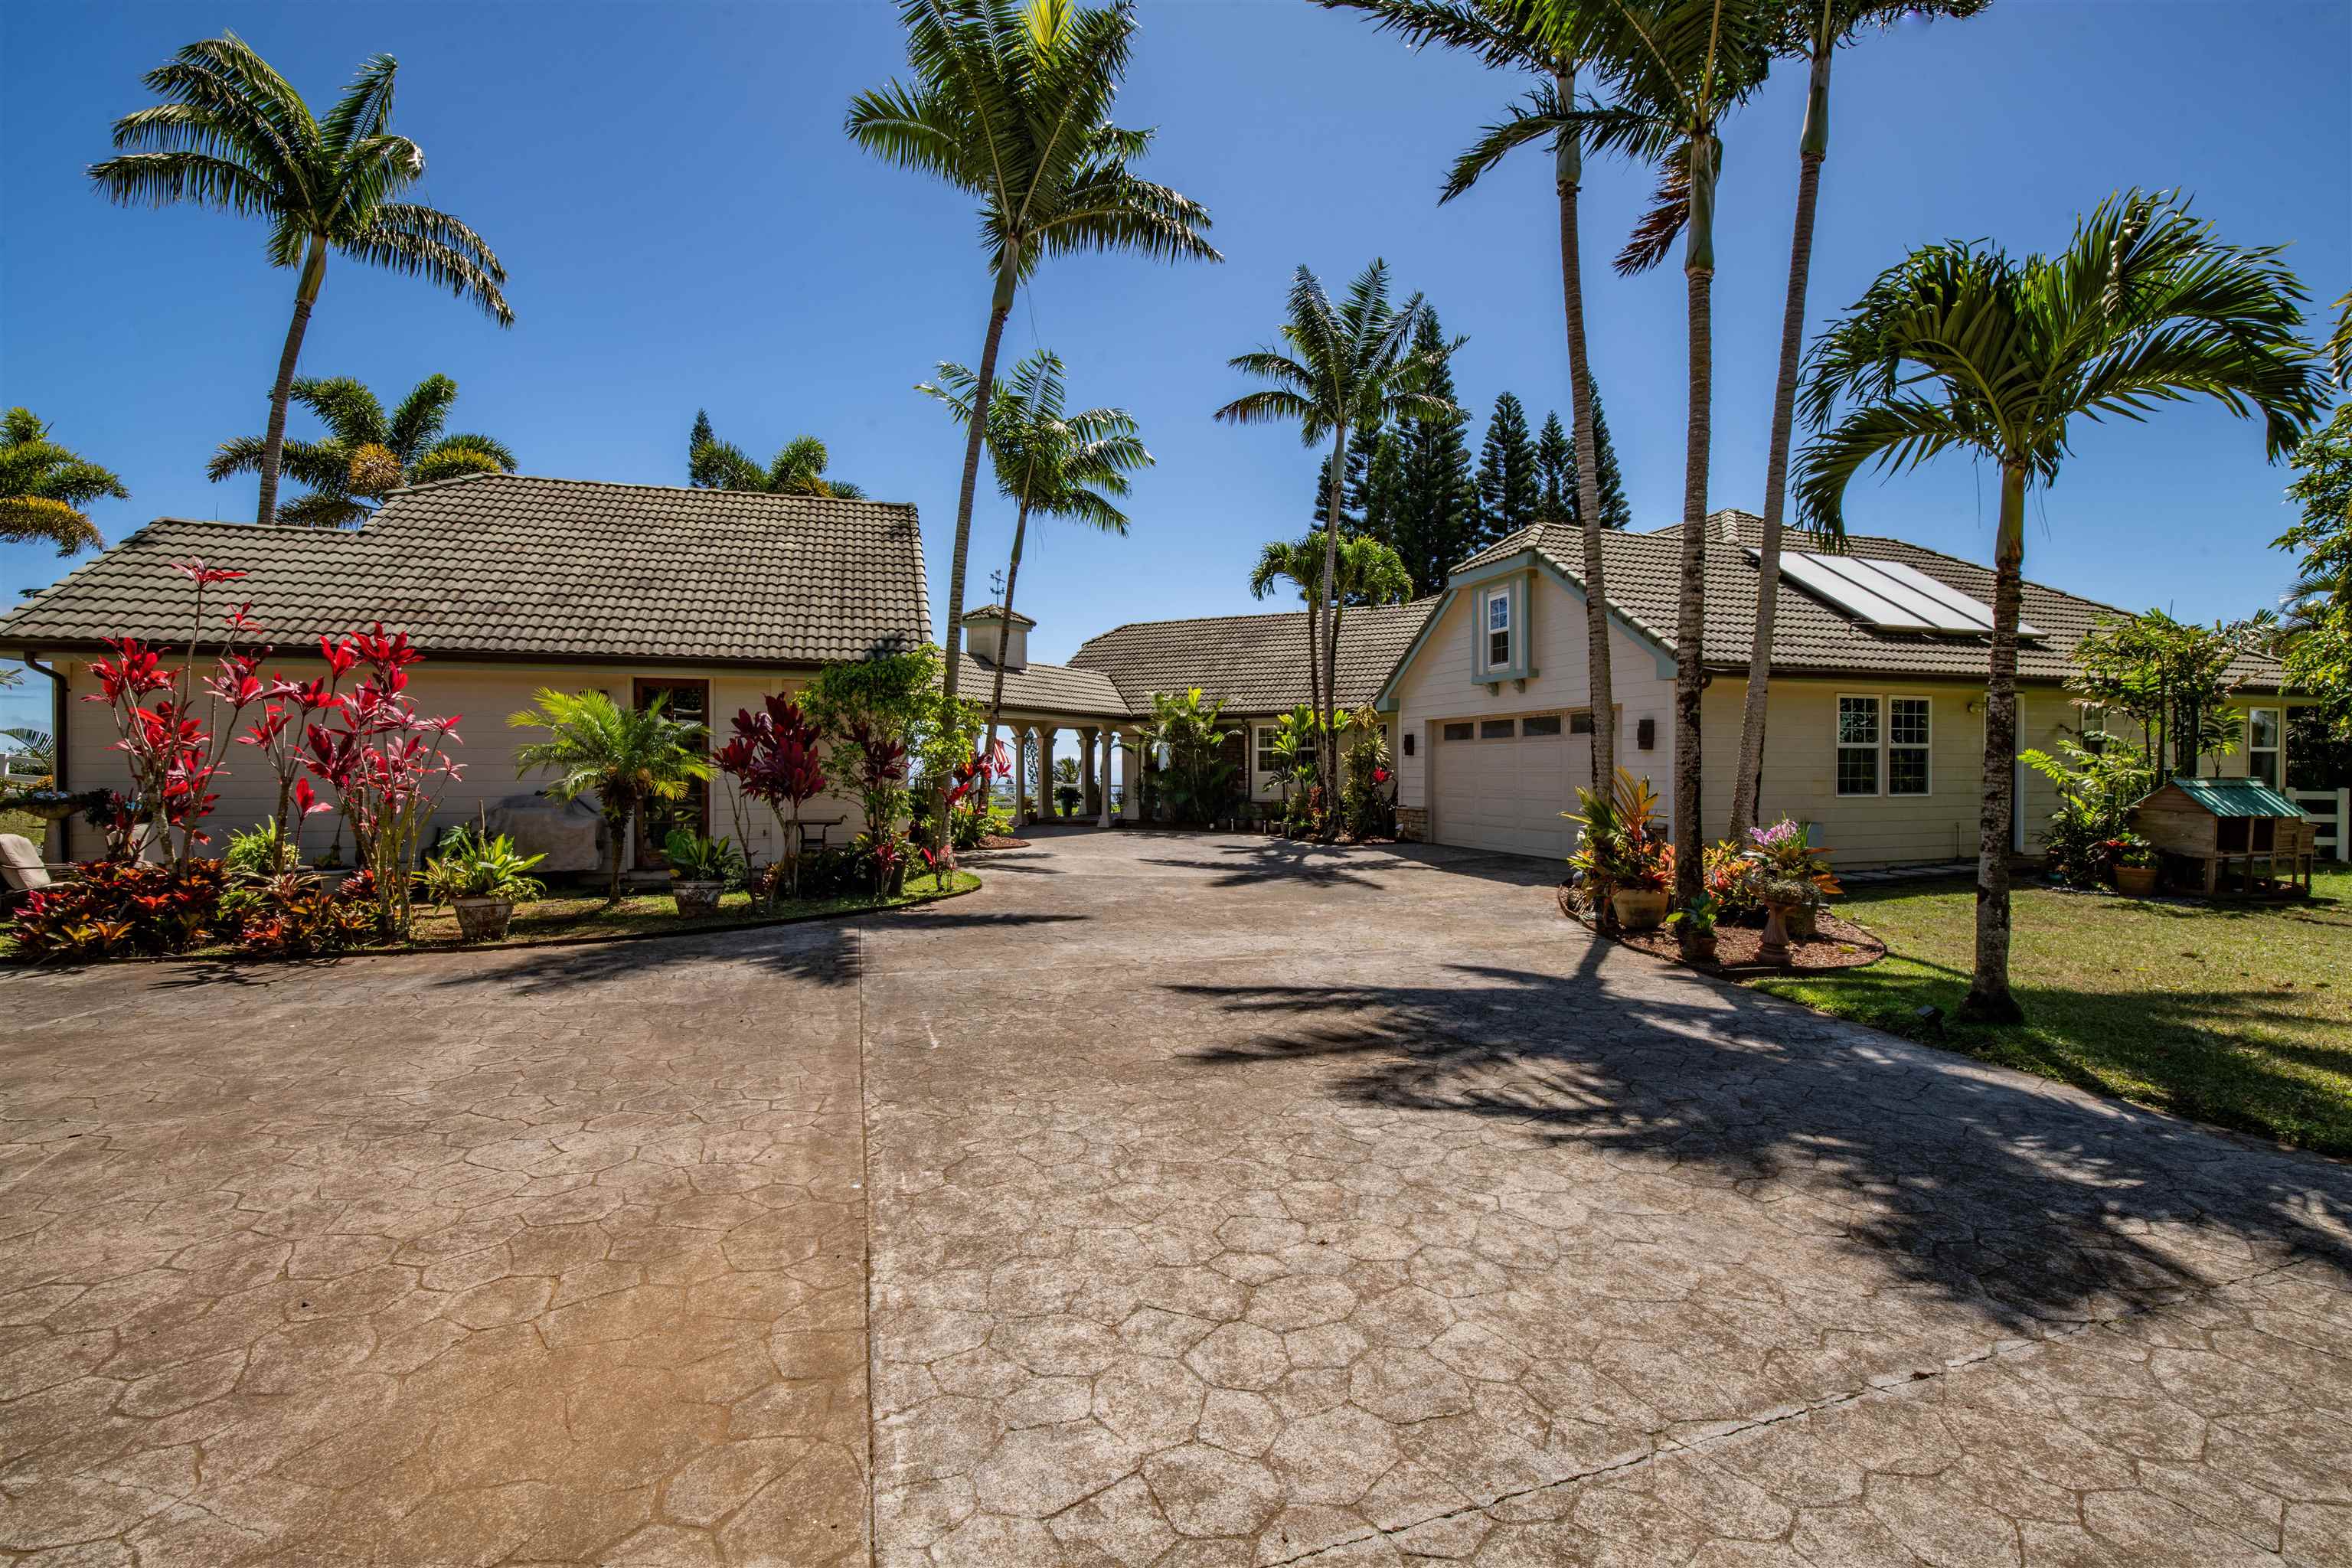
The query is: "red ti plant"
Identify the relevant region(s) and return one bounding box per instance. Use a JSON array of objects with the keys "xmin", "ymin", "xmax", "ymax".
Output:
[
  {"xmin": 933, "ymin": 733, "xmax": 1011, "ymax": 888},
  {"xmin": 837, "ymin": 716, "xmax": 910, "ymax": 895},
  {"xmin": 714, "ymin": 694, "xmax": 829, "ymax": 907}
]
